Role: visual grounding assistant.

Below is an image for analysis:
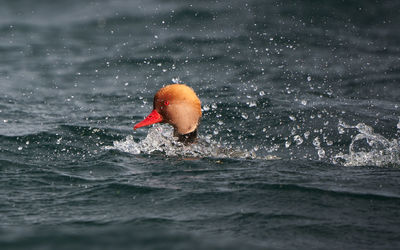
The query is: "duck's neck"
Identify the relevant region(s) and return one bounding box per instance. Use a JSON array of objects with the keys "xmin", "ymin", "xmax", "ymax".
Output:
[{"xmin": 175, "ymin": 129, "xmax": 198, "ymax": 145}]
